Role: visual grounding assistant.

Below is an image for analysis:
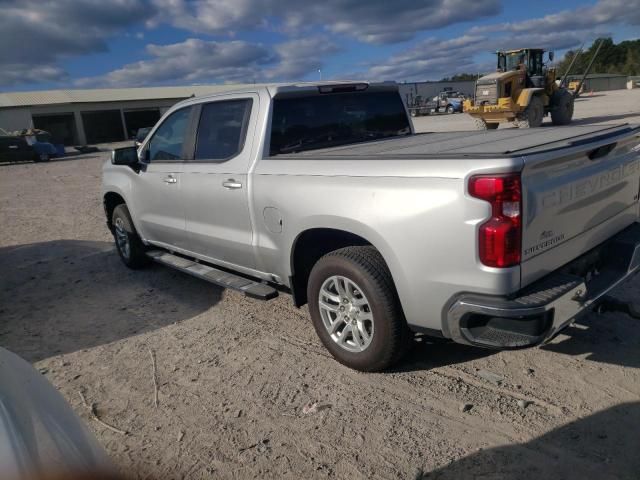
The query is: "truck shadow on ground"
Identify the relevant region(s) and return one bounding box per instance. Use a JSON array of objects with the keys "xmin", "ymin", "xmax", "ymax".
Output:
[
  {"xmin": 395, "ymin": 336, "xmax": 495, "ymax": 372},
  {"xmin": 422, "ymin": 401, "xmax": 640, "ymax": 479},
  {"xmin": 540, "ymin": 311, "xmax": 640, "ymax": 368},
  {"xmin": 0, "ymin": 240, "xmax": 222, "ymax": 363},
  {"xmin": 399, "ymin": 302, "xmax": 640, "ymax": 371}
]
